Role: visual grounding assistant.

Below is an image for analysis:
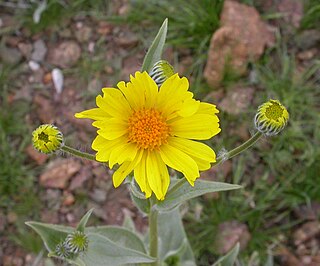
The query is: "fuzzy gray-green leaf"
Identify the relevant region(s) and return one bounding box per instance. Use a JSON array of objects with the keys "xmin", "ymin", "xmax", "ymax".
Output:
[
  {"xmin": 156, "ymin": 180, "xmax": 242, "ymax": 211},
  {"xmin": 76, "ymin": 208, "xmax": 94, "ymax": 232},
  {"xmin": 212, "ymin": 243, "xmax": 240, "ymax": 266},
  {"xmin": 73, "ymin": 233, "xmax": 155, "ymax": 266},
  {"xmin": 86, "ymin": 226, "xmax": 146, "ymax": 253},
  {"xmin": 26, "ymin": 221, "xmax": 73, "ymax": 252},
  {"xmin": 158, "ymin": 208, "xmax": 195, "ymax": 264},
  {"xmin": 141, "ymin": 18, "xmax": 168, "ymax": 72}
]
